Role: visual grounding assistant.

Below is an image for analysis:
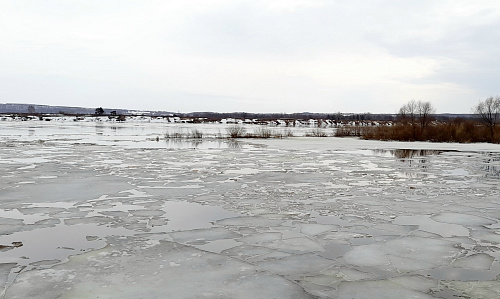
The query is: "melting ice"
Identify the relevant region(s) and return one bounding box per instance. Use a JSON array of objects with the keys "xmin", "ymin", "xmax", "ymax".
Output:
[{"xmin": 1, "ymin": 121, "xmax": 500, "ymax": 298}]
